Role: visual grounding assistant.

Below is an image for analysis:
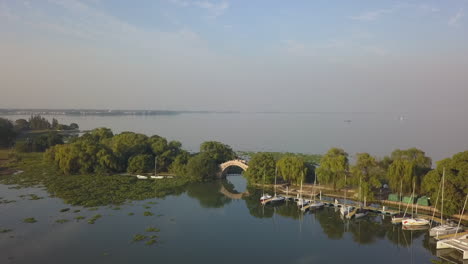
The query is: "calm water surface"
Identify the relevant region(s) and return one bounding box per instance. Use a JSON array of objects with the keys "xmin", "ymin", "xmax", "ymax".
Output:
[
  {"xmin": 0, "ymin": 175, "xmax": 454, "ymax": 264},
  {"xmin": 2, "ymin": 112, "xmax": 467, "ymax": 161}
]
